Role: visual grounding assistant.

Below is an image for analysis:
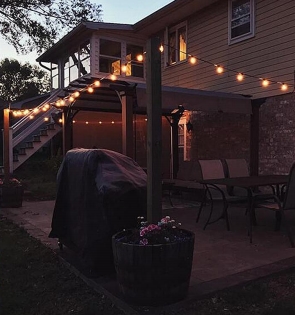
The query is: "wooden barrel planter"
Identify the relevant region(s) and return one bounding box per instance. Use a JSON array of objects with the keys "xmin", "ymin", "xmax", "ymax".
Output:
[
  {"xmin": 0, "ymin": 186, "xmax": 24, "ymax": 208},
  {"xmin": 112, "ymin": 229, "xmax": 195, "ymax": 306}
]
